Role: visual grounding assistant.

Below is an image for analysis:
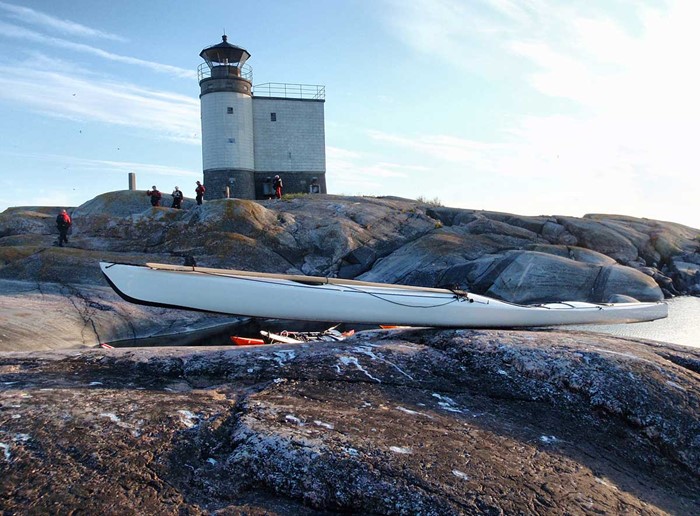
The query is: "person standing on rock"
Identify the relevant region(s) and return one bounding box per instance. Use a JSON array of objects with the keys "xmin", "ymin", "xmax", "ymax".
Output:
[
  {"xmin": 56, "ymin": 209, "xmax": 72, "ymax": 247},
  {"xmin": 147, "ymin": 186, "xmax": 162, "ymax": 207},
  {"xmin": 171, "ymin": 186, "xmax": 183, "ymax": 209},
  {"xmin": 273, "ymin": 175, "xmax": 283, "ymax": 199},
  {"xmin": 195, "ymin": 181, "xmax": 206, "ymax": 205}
]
